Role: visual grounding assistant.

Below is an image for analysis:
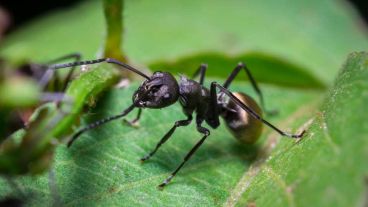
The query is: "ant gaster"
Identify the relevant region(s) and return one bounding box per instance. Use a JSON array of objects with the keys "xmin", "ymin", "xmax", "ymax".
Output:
[{"xmin": 50, "ymin": 58, "xmax": 305, "ymax": 188}]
